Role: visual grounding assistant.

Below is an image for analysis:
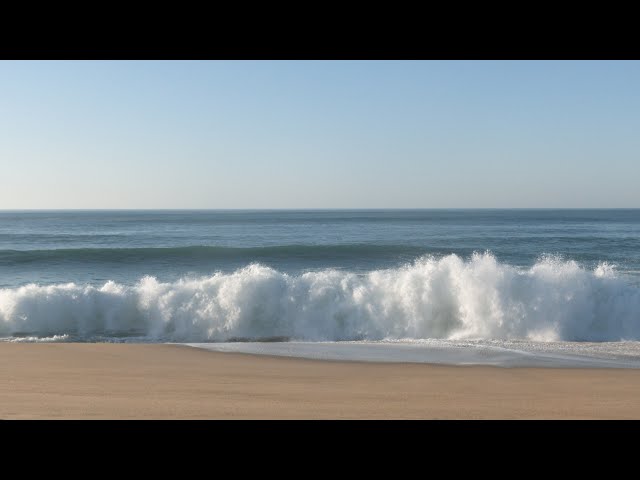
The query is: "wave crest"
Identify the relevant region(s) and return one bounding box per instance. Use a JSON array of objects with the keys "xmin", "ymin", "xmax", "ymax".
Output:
[{"xmin": 1, "ymin": 253, "xmax": 639, "ymax": 342}]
